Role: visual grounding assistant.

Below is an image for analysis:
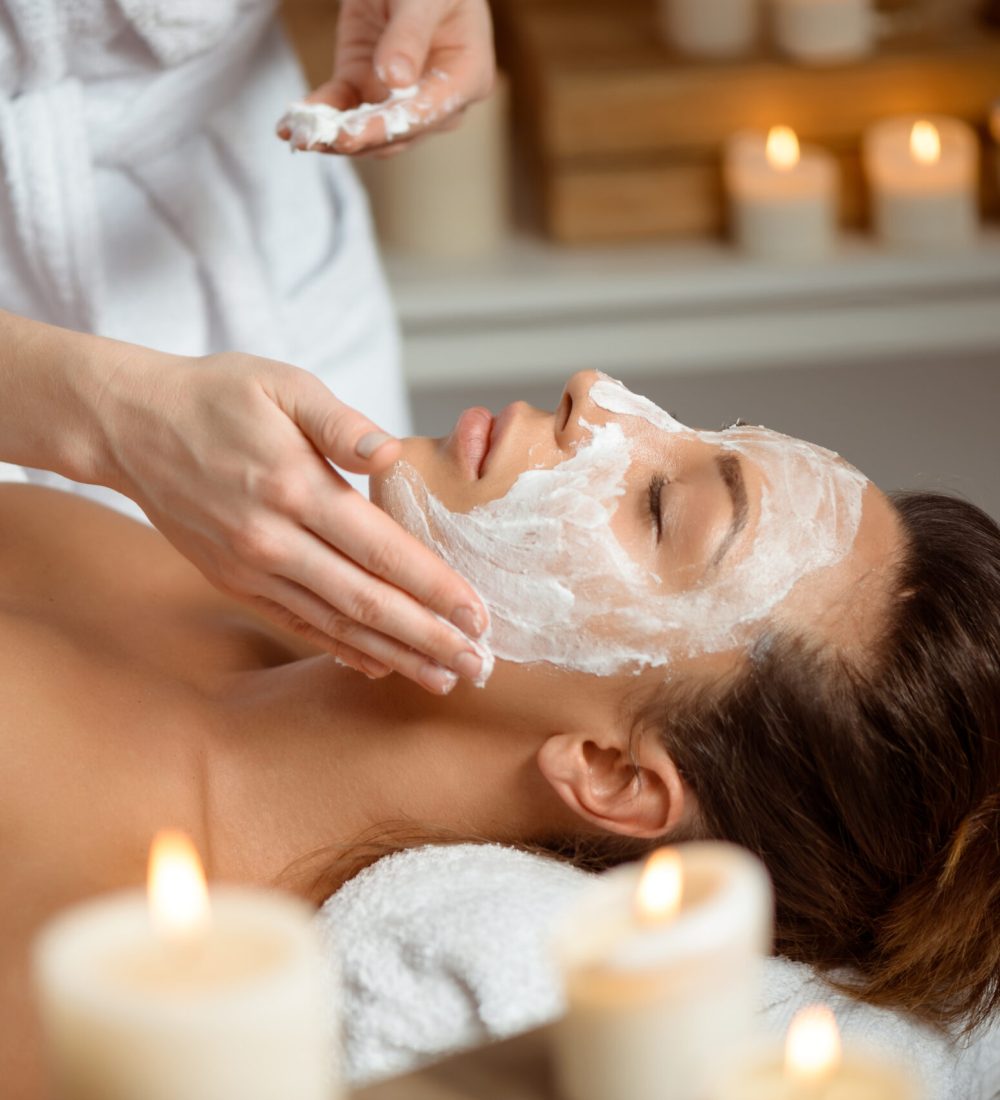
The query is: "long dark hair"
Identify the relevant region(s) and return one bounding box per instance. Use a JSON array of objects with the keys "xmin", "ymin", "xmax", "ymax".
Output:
[
  {"xmin": 641, "ymin": 491, "xmax": 1000, "ymax": 1032},
  {"xmin": 285, "ymin": 491, "xmax": 1000, "ymax": 1033}
]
